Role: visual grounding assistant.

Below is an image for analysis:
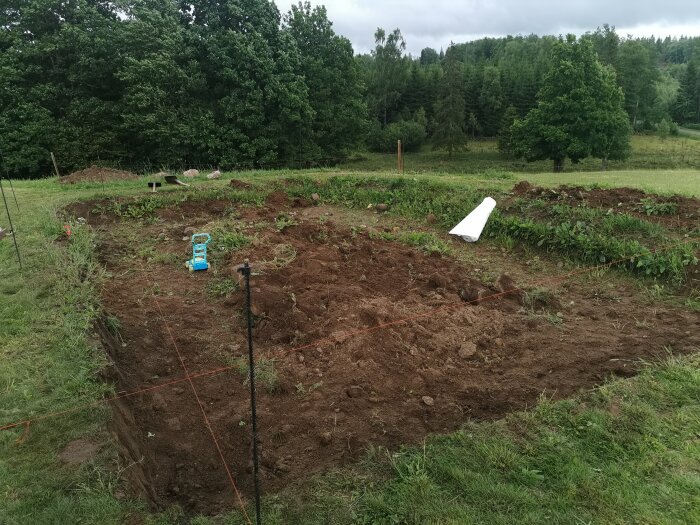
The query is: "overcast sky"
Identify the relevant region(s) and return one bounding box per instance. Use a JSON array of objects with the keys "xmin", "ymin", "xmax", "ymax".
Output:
[{"xmin": 294, "ymin": 0, "xmax": 700, "ymax": 55}]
